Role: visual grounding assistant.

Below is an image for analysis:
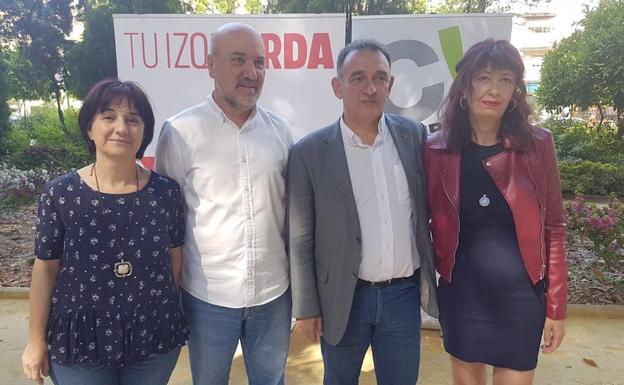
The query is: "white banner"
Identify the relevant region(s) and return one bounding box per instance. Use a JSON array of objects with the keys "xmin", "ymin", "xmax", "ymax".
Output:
[
  {"xmin": 114, "ymin": 14, "xmax": 512, "ymax": 164},
  {"xmin": 353, "ymin": 14, "xmax": 513, "ymax": 128},
  {"xmin": 113, "ymin": 14, "xmax": 345, "ymax": 165}
]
